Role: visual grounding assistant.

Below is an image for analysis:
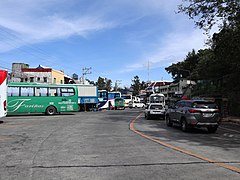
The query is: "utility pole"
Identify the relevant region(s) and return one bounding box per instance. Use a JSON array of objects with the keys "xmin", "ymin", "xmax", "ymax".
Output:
[
  {"xmin": 147, "ymin": 60, "xmax": 150, "ymax": 82},
  {"xmin": 82, "ymin": 67, "xmax": 92, "ymax": 84}
]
